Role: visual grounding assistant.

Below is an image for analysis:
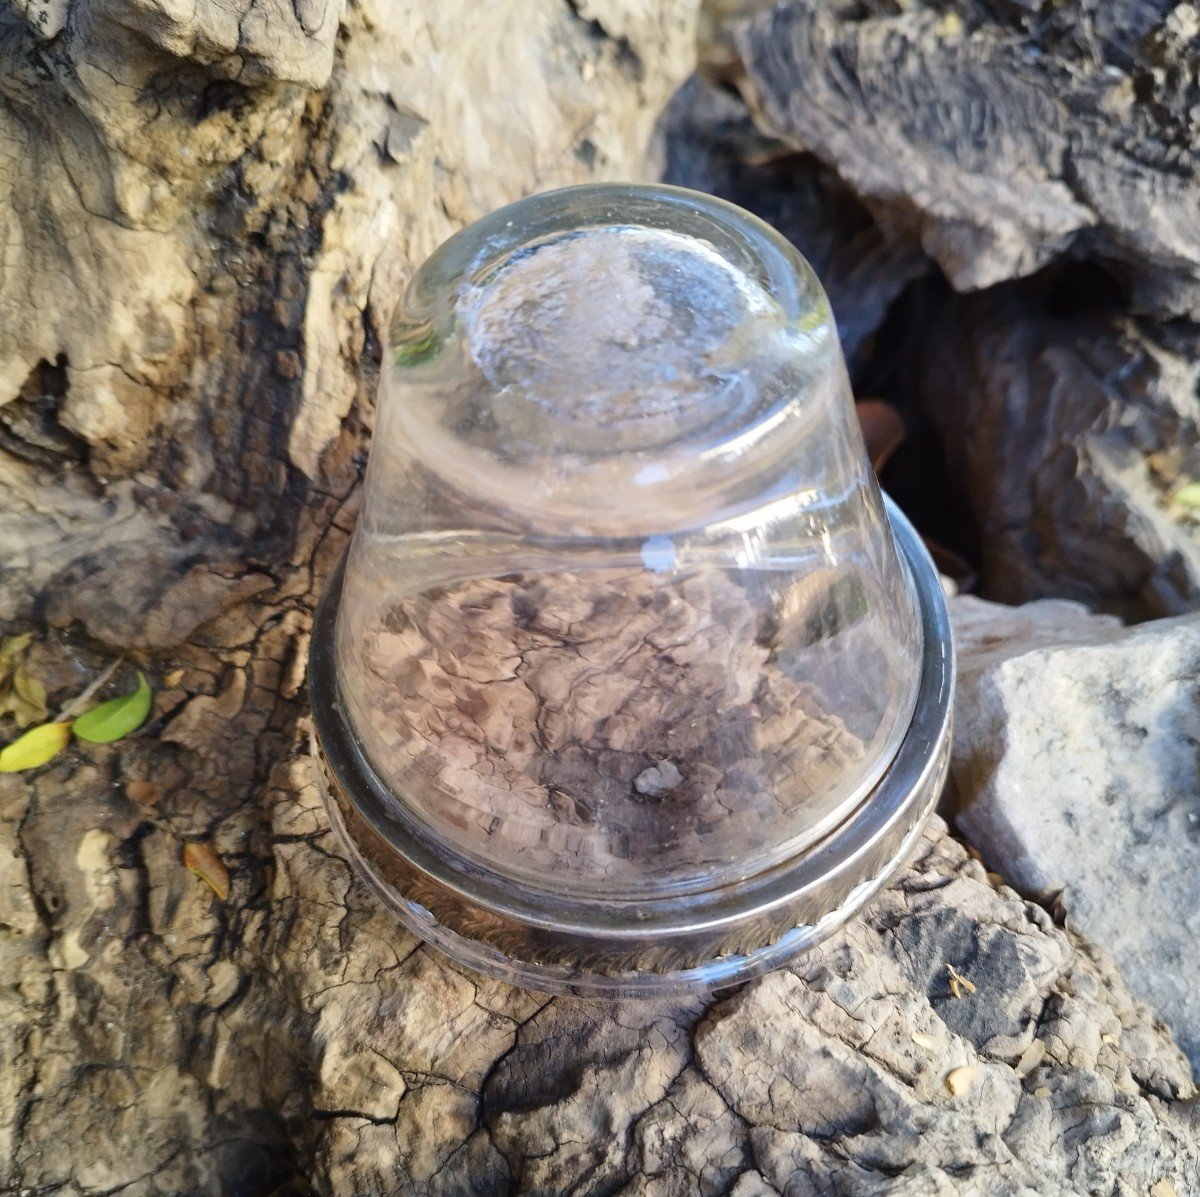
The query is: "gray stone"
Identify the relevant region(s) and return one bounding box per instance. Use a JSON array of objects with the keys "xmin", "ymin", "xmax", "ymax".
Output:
[{"xmin": 951, "ymin": 600, "xmax": 1200, "ymax": 1072}]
